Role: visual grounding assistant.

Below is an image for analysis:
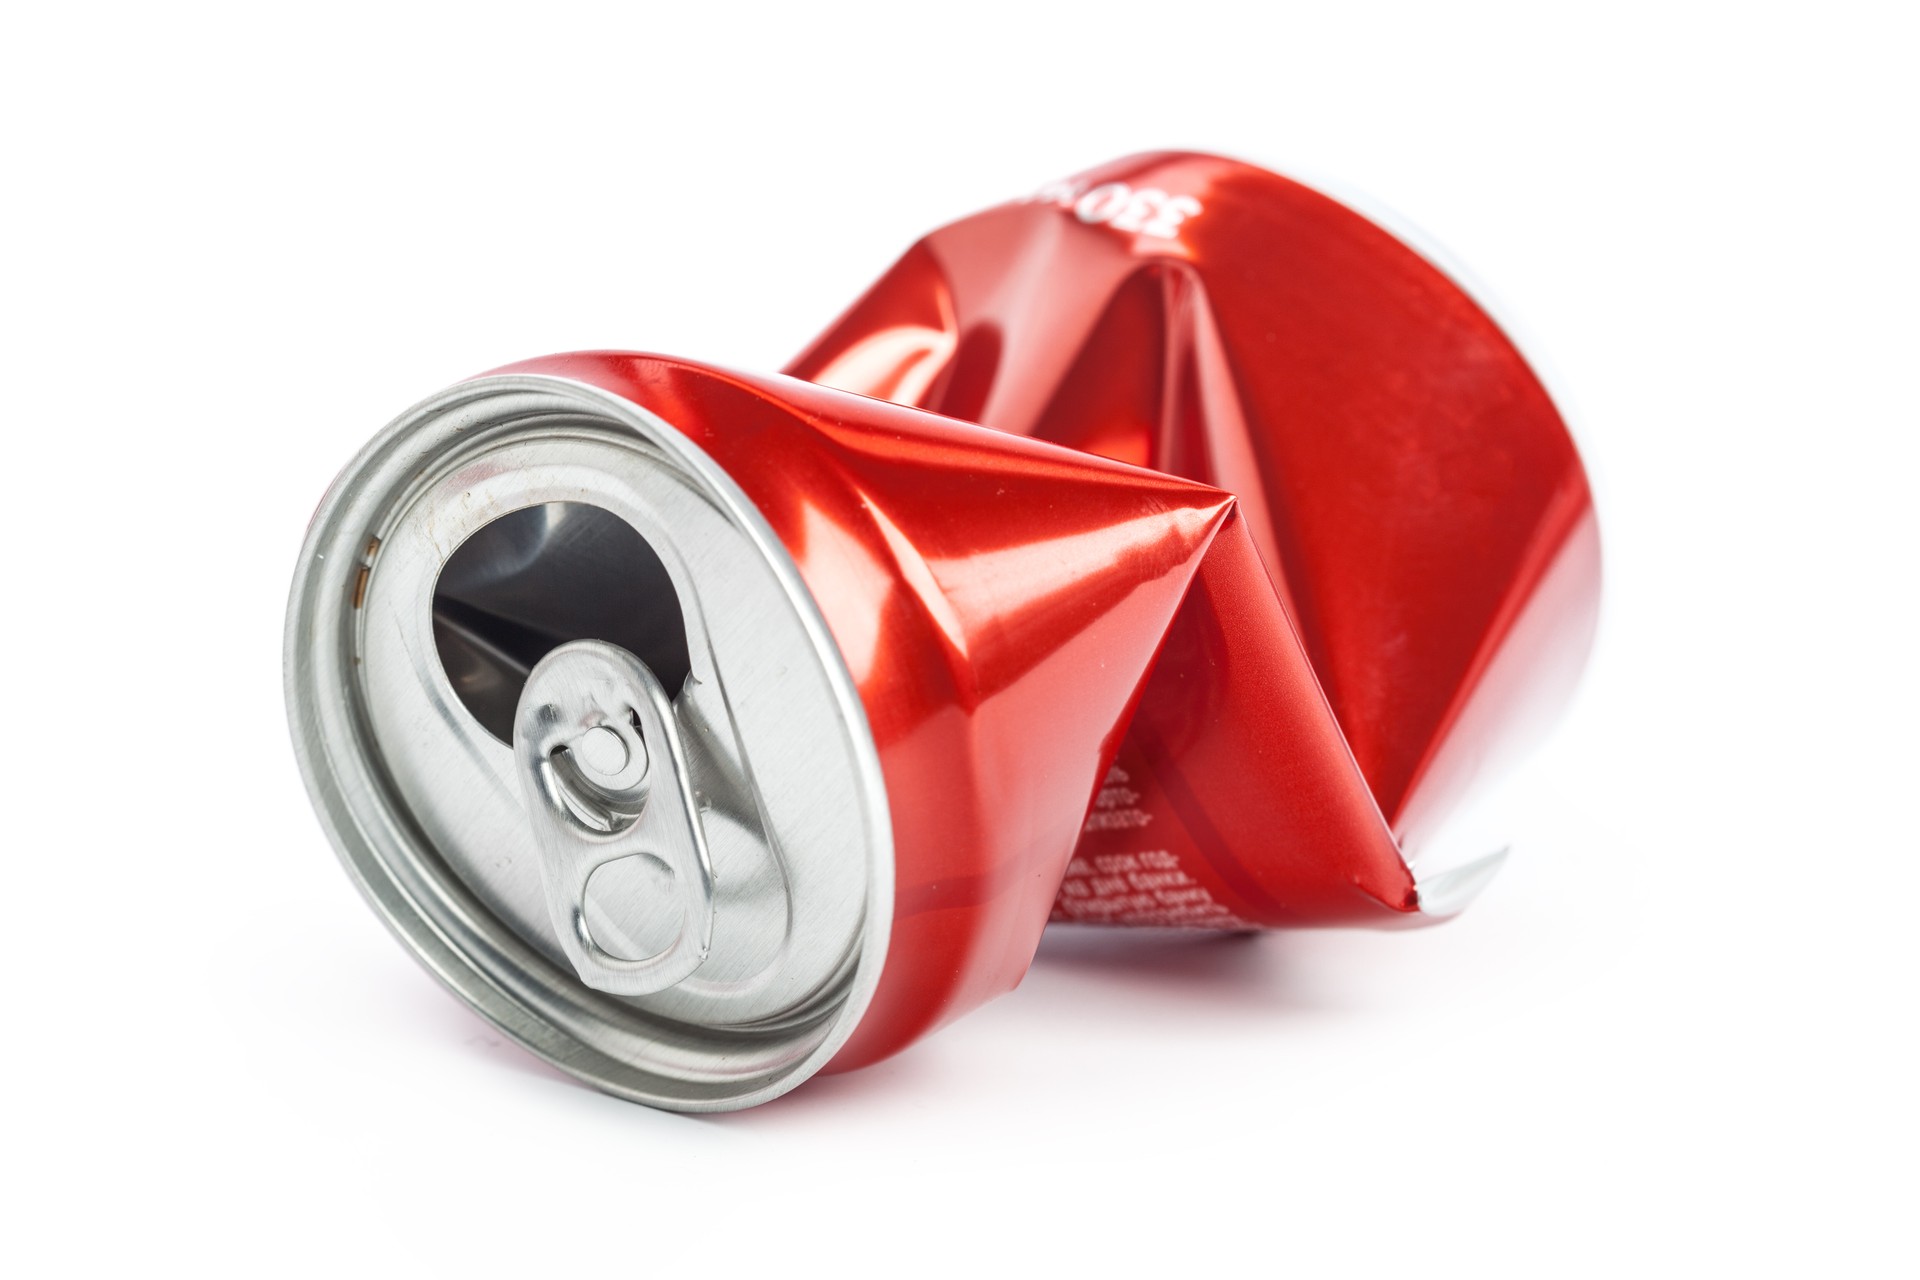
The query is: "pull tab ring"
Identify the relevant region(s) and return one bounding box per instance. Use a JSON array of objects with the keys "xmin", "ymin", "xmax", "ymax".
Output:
[{"xmin": 513, "ymin": 640, "xmax": 715, "ymax": 996}]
